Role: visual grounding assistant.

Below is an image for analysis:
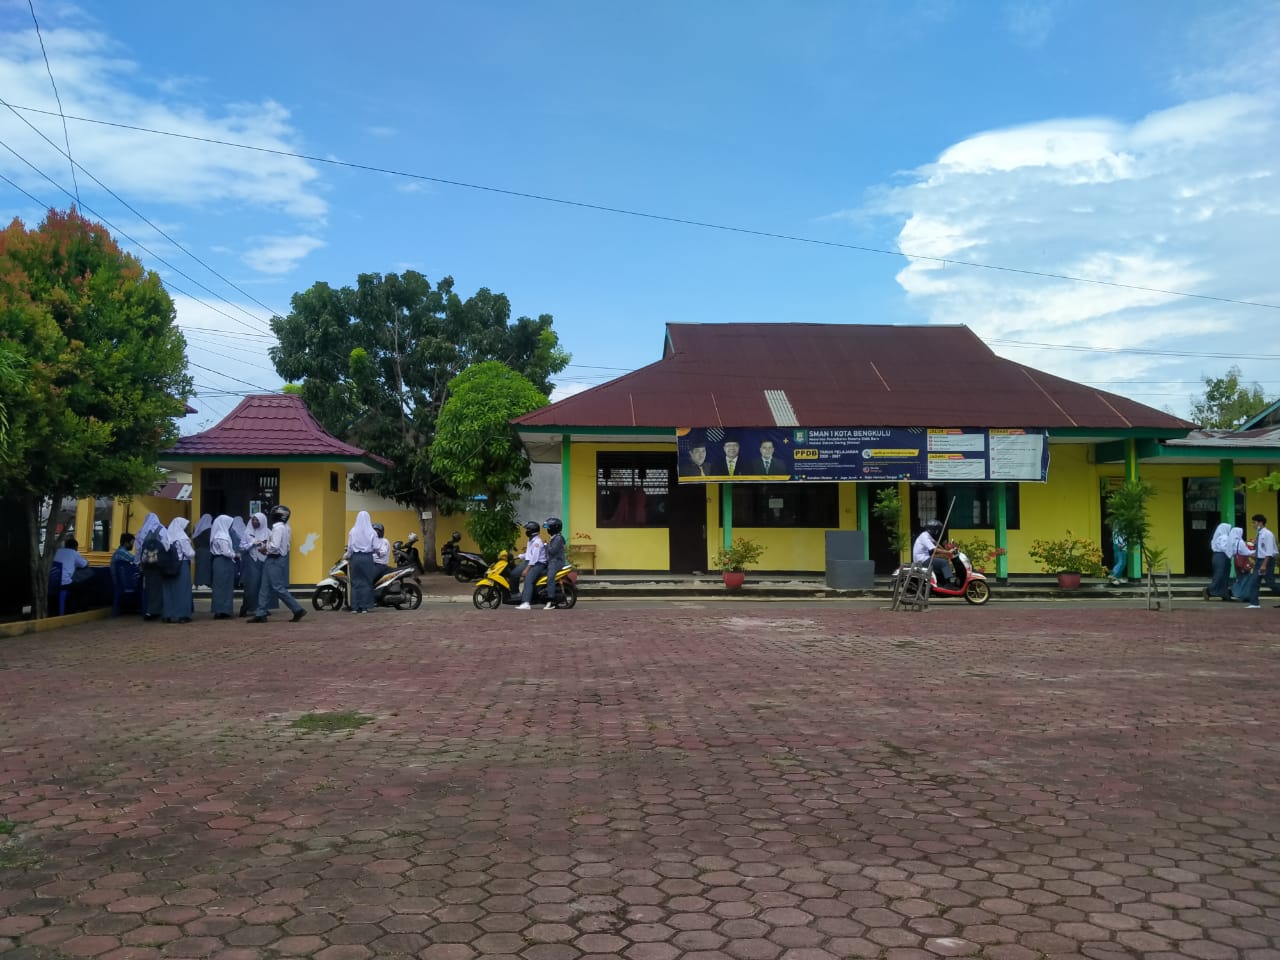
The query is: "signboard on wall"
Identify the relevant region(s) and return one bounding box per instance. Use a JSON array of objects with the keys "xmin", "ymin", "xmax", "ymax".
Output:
[{"xmin": 675, "ymin": 427, "xmax": 1049, "ymax": 483}]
